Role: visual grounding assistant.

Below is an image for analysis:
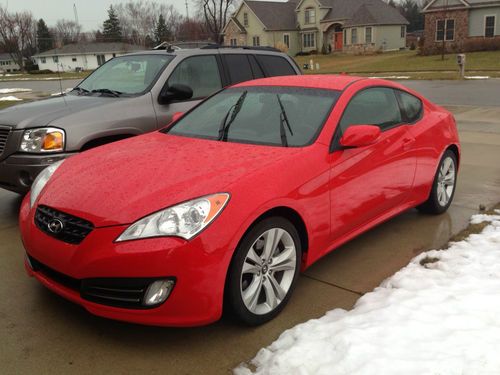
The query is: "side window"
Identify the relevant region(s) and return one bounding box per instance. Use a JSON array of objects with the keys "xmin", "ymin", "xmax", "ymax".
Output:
[
  {"xmin": 398, "ymin": 91, "xmax": 423, "ymax": 123},
  {"xmin": 256, "ymin": 55, "xmax": 296, "ymax": 77},
  {"xmin": 167, "ymin": 55, "xmax": 222, "ymax": 99},
  {"xmin": 248, "ymin": 55, "xmax": 265, "ymax": 79},
  {"xmin": 224, "ymin": 54, "xmax": 254, "ymax": 84},
  {"xmin": 339, "ymin": 87, "xmax": 402, "ymax": 133}
]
